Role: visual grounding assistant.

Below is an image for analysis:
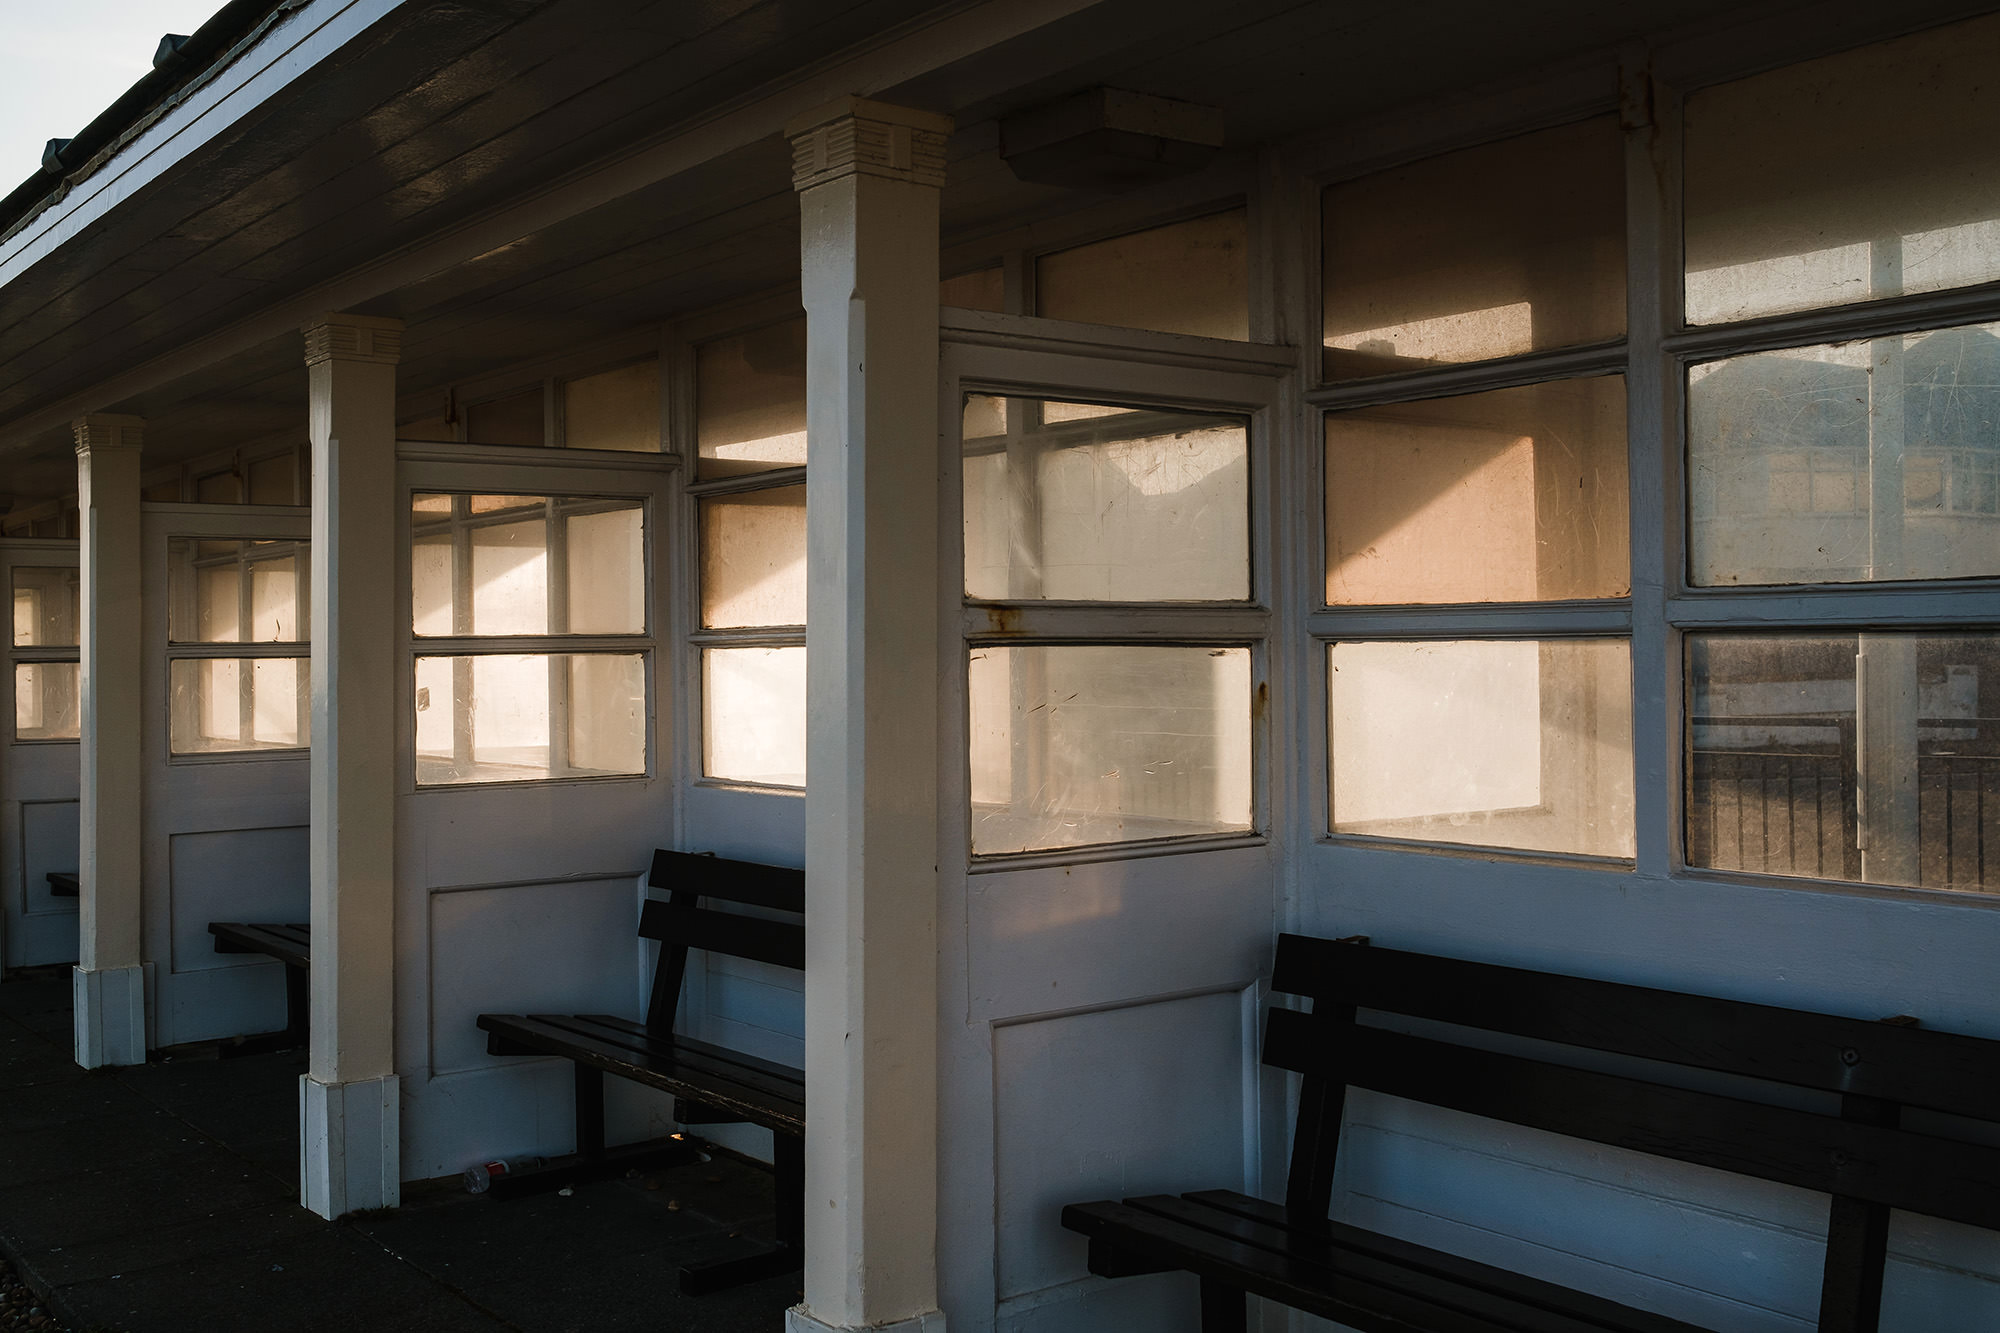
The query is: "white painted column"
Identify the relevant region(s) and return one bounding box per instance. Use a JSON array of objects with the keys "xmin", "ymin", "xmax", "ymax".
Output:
[
  {"xmin": 72, "ymin": 415, "xmax": 147, "ymax": 1068},
  {"xmin": 786, "ymin": 98, "xmax": 951, "ymax": 1333},
  {"xmin": 300, "ymin": 314, "xmax": 402, "ymax": 1219}
]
